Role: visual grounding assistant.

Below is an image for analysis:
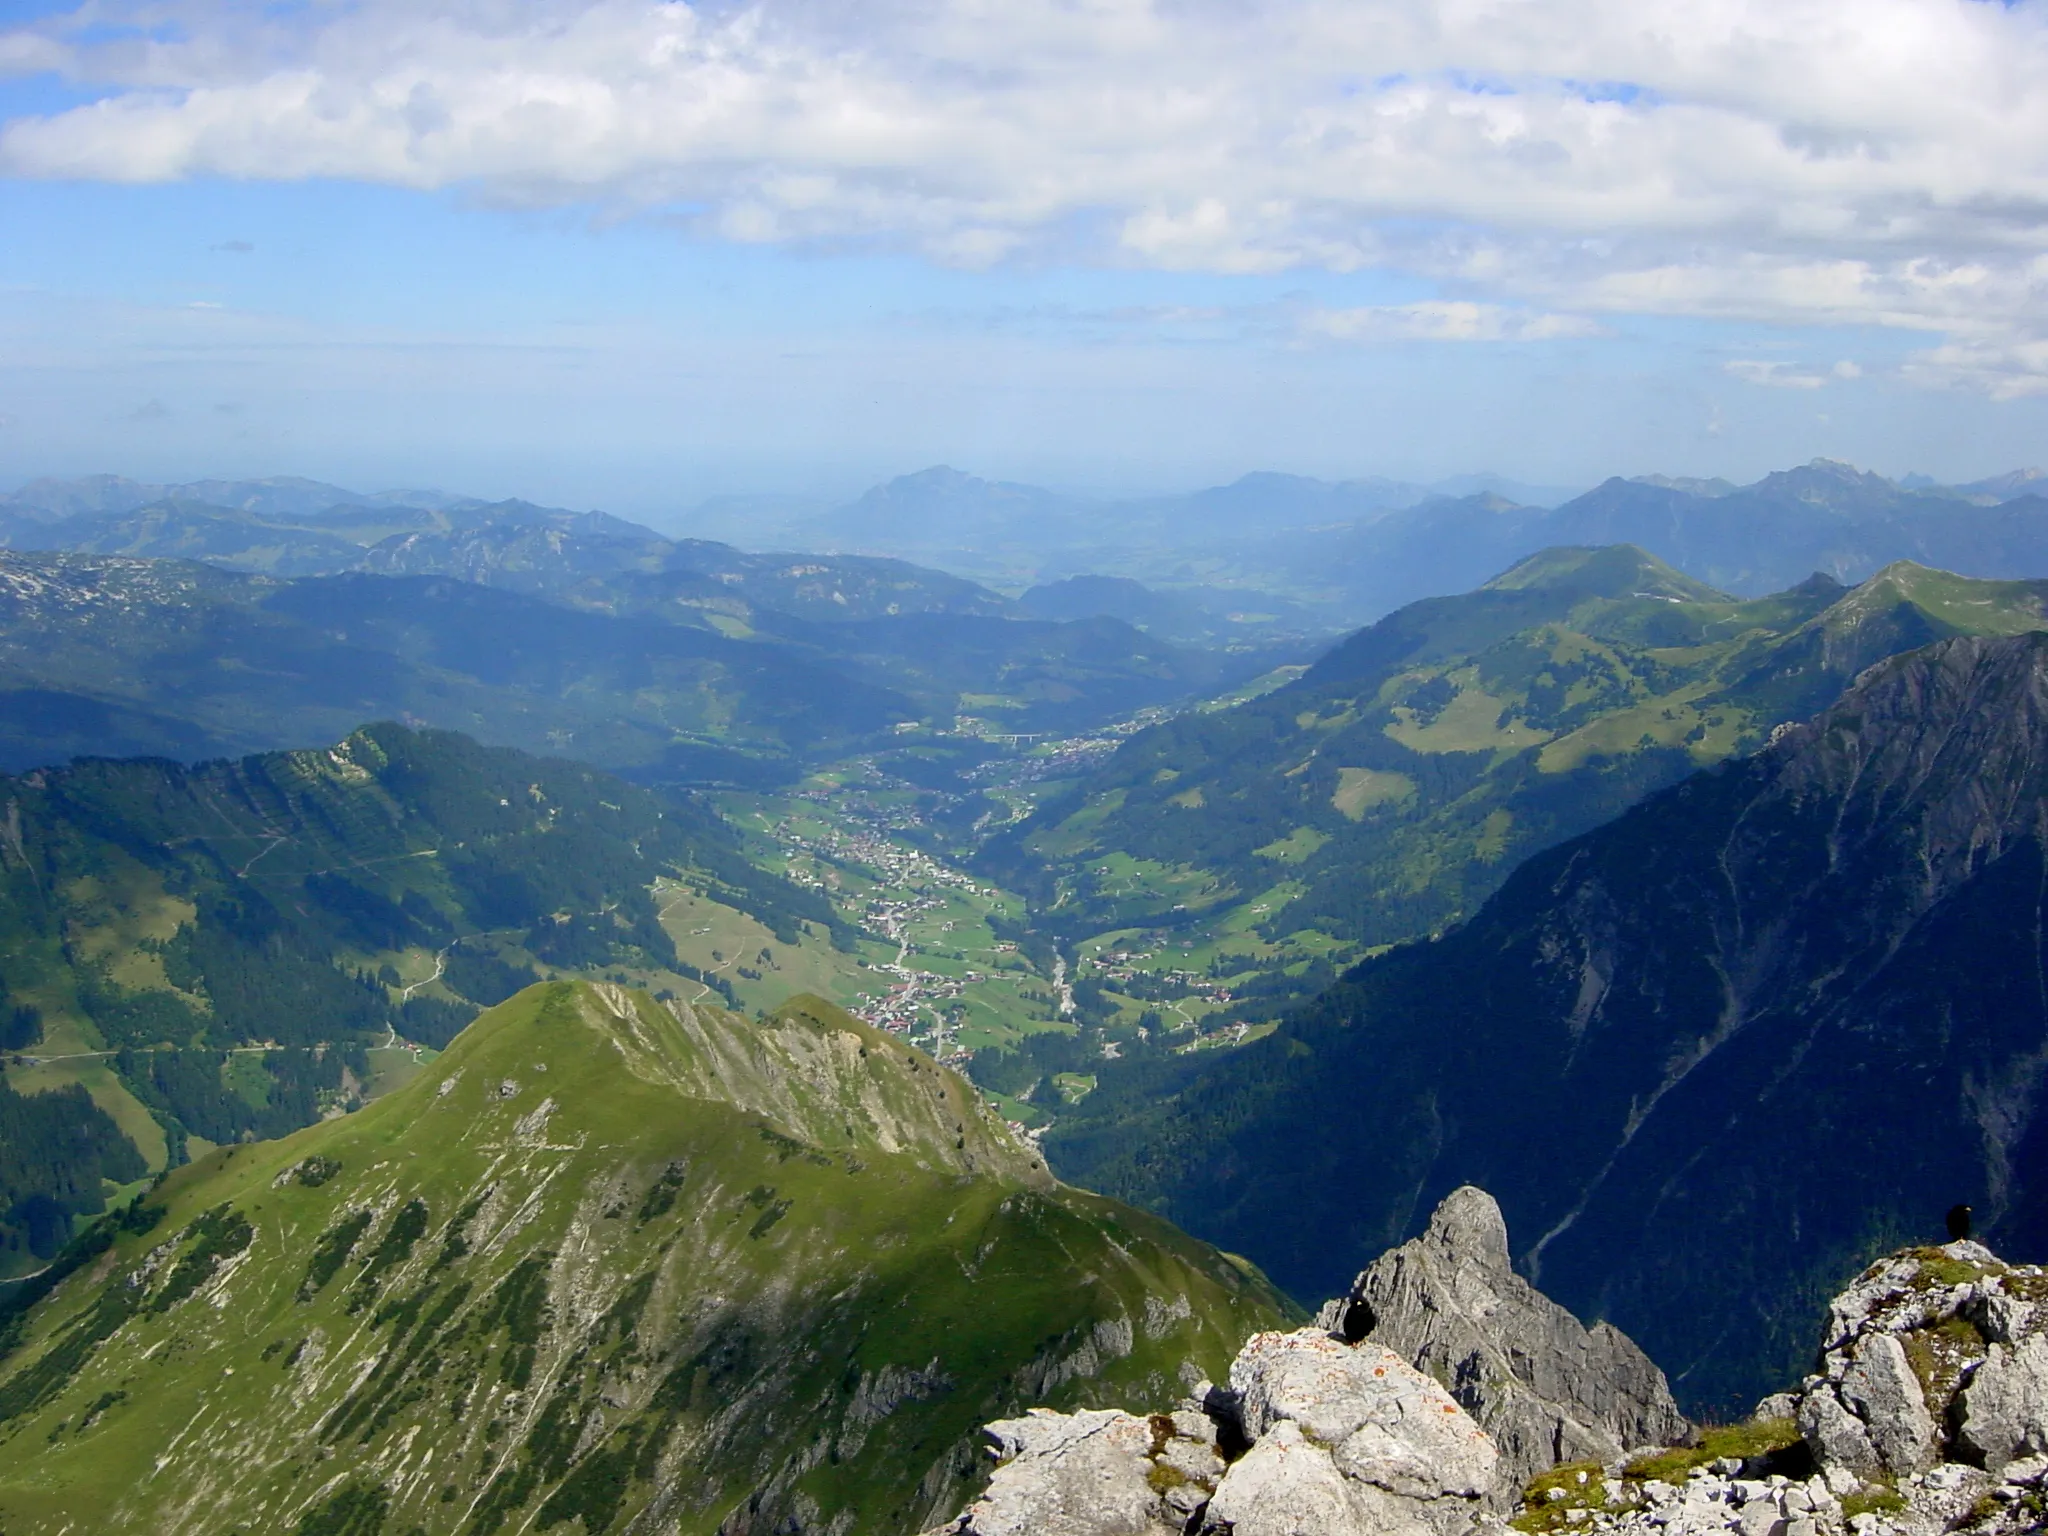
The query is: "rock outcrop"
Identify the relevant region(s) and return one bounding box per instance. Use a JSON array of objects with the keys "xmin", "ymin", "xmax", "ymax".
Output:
[
  {"xmin": 929, "ymin": 1202, "xmax": 2048, "ymax": 1536},
  {"xmin": 930, "ymin": 1330, "xmax": 1503, "ymax": 1536},
  {"xmin": 1318, "ymin": 1187, "xmax": 1689, "ymax": 1489},
  {"xmin": 925, "ymin": 1408, "xmax": 1212, "ymax": 1536},
  {"xmin": 1796, "ymin": 1240, "xmax": 2048, "ymax": 1483},
  {"xmin": 1497, "ymin": 1238, "xmax": 2048, "ymax": 1536}
]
